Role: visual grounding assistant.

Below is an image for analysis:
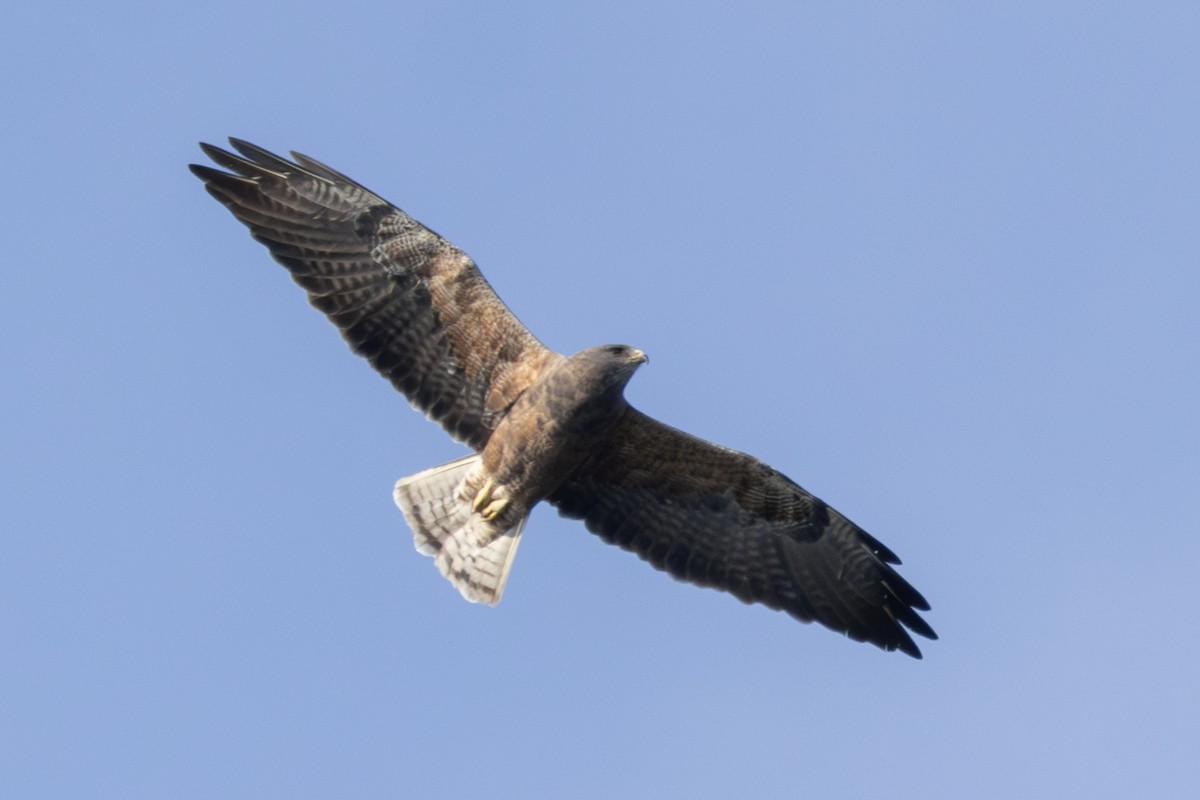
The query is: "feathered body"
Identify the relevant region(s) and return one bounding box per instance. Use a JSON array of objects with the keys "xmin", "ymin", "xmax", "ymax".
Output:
[{"xmin": 395, "ymin": 345, "xmax": 645, "ymax": 604}]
